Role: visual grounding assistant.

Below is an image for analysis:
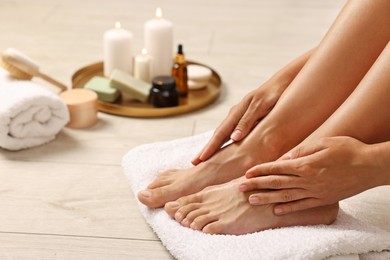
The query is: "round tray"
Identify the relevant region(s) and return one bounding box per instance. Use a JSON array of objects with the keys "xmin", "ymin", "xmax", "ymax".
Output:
[{"xmin": 71, "ymin": 61, "xmax": 221, "ymax": 118}]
